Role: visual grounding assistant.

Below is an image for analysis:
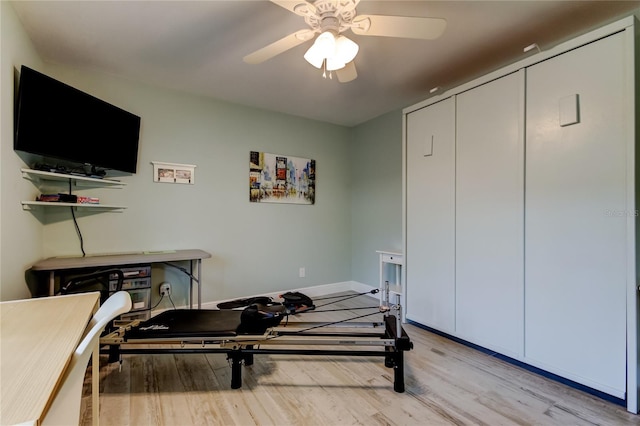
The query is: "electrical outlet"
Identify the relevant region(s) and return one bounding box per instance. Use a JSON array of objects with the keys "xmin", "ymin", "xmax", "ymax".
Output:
[
  {"xmin": 299, "ymin": 267, "xmax": 305, "ymax": 278},
  {"xmin": 160, "ymin": 282, "xmax": 171, "ymax": 296}
]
